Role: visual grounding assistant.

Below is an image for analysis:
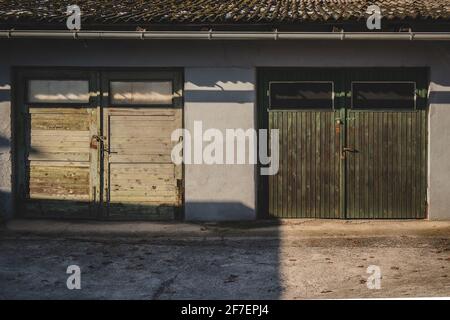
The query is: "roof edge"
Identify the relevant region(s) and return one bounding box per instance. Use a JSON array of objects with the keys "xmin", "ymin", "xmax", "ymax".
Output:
[{"xmin": 2, "ymin": 30, "xmax": 450, "ymax": 41}]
